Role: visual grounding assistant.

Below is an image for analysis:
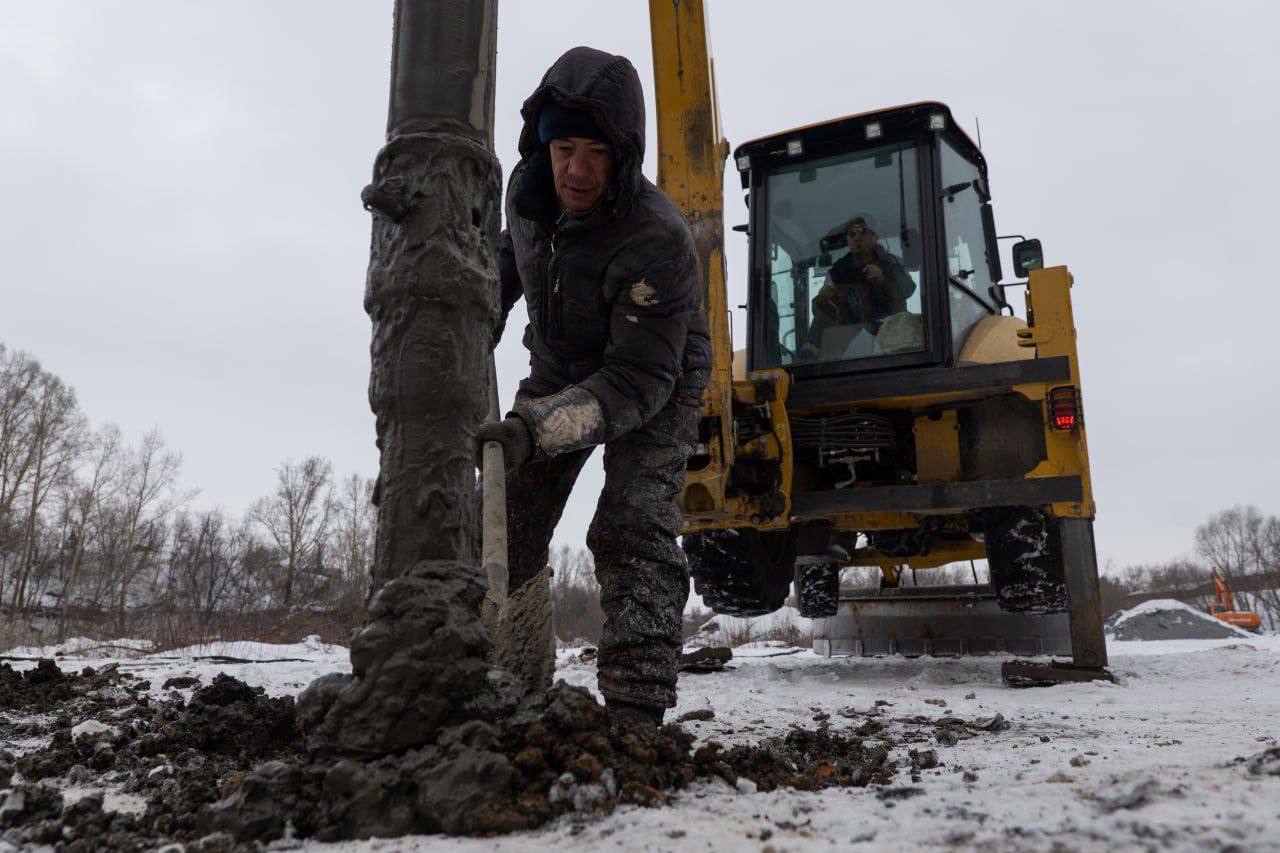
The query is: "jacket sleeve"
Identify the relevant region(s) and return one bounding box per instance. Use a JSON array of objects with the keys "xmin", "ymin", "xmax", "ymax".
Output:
[
  {"xmin": 514, "ymin": 250, "xmax": 698, "ymax": 456},
  {"xmin": 492, "ymin": 228, "xmax": 525, "ymax": 347}
]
